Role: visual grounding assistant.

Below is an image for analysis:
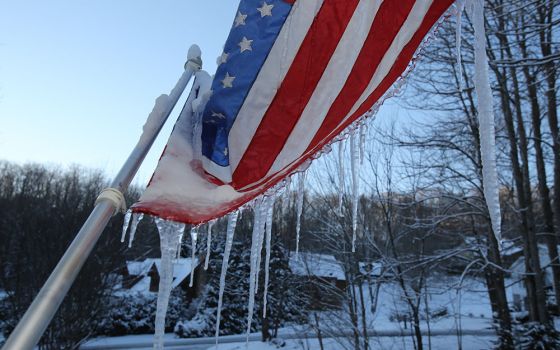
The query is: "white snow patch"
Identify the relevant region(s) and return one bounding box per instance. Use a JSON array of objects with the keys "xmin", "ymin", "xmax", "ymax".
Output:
[{"xmin": 289, "ymin": 252, "xmax": 345, "ymax": 281}]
